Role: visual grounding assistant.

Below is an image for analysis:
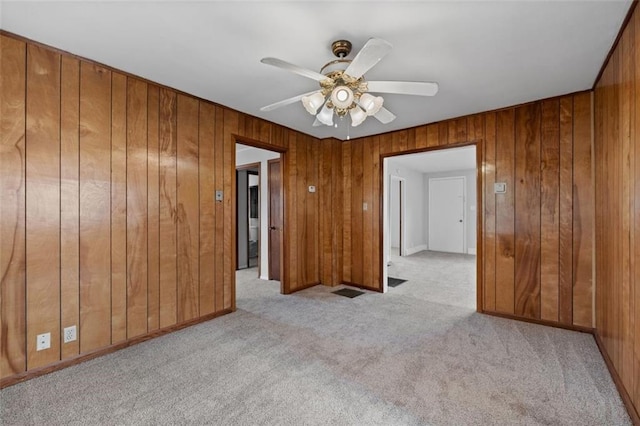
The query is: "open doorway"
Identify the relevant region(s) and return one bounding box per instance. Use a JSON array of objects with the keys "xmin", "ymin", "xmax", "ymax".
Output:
[
  {"xmin": 382, "ymin": 145, "xmax": 478, "ymax": 310},
  {"xmin": 235, "ymin": 143, "xmax": 283, "ymax": 299}
]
